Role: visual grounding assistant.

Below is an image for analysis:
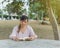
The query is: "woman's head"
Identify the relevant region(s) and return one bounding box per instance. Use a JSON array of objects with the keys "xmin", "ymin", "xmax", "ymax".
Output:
[
  {"xmin": 20, "ymin": 15, "xmax": 28, "ymax": 25},
  {"xmin": 18, "ymin": 15, "xmax": 28, "ymax": 32}
]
